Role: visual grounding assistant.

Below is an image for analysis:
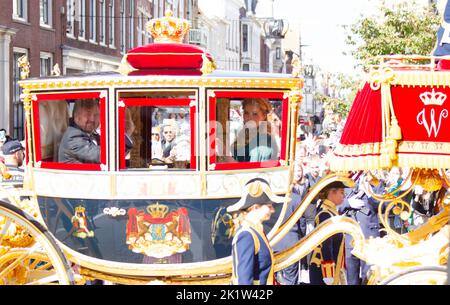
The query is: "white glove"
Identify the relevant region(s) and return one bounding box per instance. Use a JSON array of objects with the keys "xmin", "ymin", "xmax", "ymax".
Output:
[
  {"xmin": 348, "ymin": 197, "xmax": 365, "ymax": 209},
  {"xmin": 323, "ymin": 277, "xmax": 334, "ymax": 285}
]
